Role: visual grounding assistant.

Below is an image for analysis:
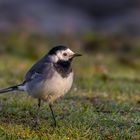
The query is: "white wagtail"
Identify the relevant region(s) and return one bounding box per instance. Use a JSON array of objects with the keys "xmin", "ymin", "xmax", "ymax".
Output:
[{"xmin": 0, "ymin": 45, "xmax": 82, "ymax": 127}]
